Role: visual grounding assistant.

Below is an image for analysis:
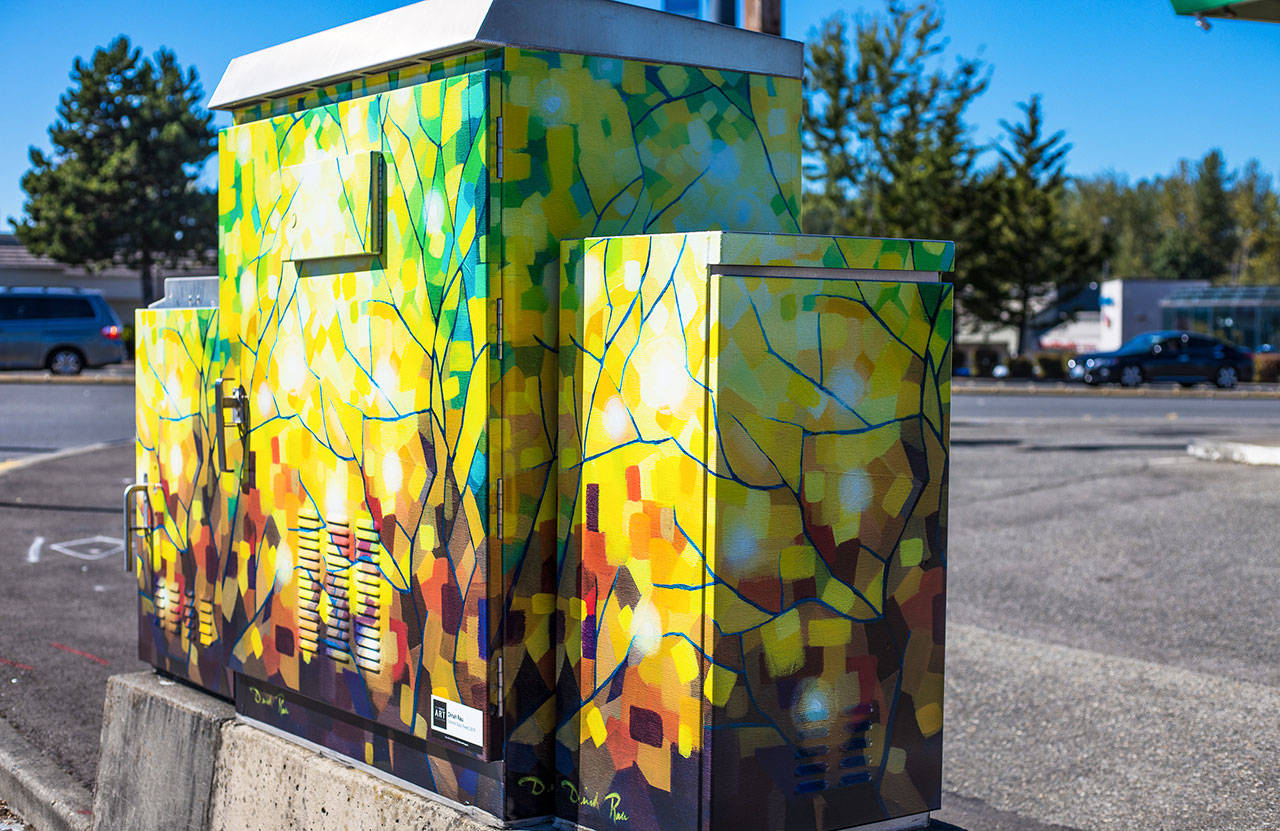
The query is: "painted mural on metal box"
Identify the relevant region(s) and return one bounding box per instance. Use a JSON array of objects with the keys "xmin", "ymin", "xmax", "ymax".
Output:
[
  {"xmin": 494, "ymin": 50, "xmax": 803, "ymax": 818},
  {"xmin": 218, "ymin": 67, "xmax": 497, "ymax": 762},
  {"xmin": 557, "ymin": 232, "xmax": 952, "ymax": 830},
  {"xmin": 137, "ymin": 44, "xmax": 804, "ymax": 821},
  {"xmin": 132, "ymin": 28, "xmax": 948, "ymax": 831},
  {"xmin": 134, "ymin": 306, "xmax": 231, "ymax": 696}
]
